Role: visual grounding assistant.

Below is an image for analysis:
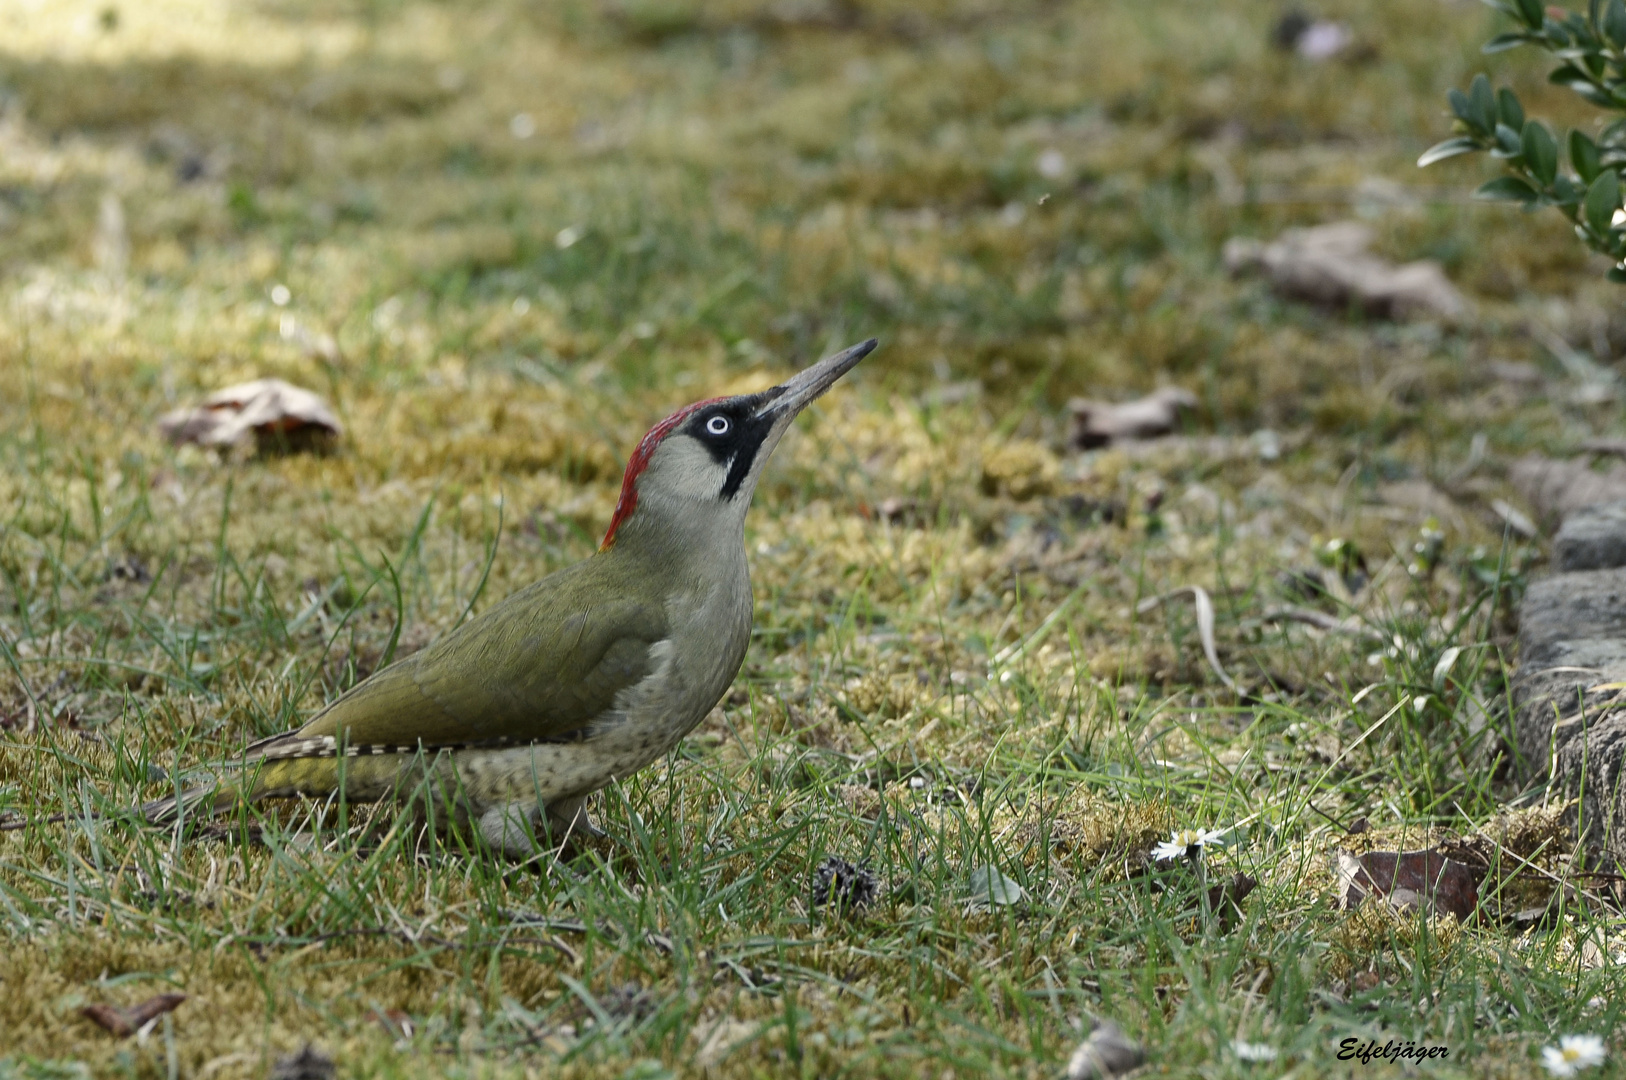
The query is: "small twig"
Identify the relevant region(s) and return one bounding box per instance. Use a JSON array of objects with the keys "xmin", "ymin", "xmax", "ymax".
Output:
[
  {"xmin": 1305, "ymin": 801, "xmax": 1352, "ymax": 833},
  {"xmin": 1258, "ymin": 605, "xmax": 1387, "ymax": 642},
  {"xmin": 1574, "ymin": 870, "xmax": 1626, "ymax": 882},
  {"xmin": 82, "ymin": 993, "xmax": 186, "ymax": 1038},
  {"xmin": 1, "ymin": 811, "xmax": 69, "ymax": 832}
]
